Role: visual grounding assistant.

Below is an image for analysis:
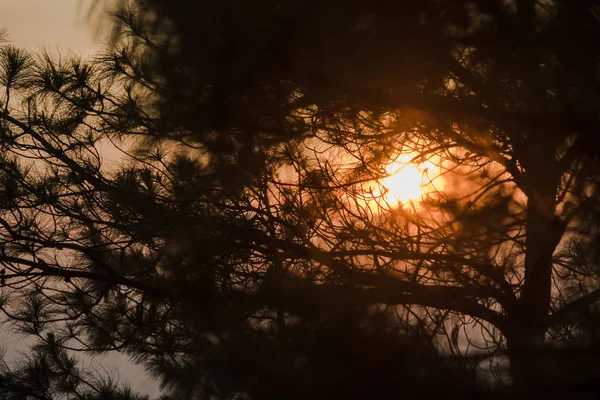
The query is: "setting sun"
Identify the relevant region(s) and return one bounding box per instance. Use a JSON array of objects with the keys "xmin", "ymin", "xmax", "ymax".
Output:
[
  {"xmin": 381, "ymin": 161, "xmax": 424, "ymax": 203},
  {"xmin": 373, "ymin": 154, "xmax": 444, "ymax": 208}
]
